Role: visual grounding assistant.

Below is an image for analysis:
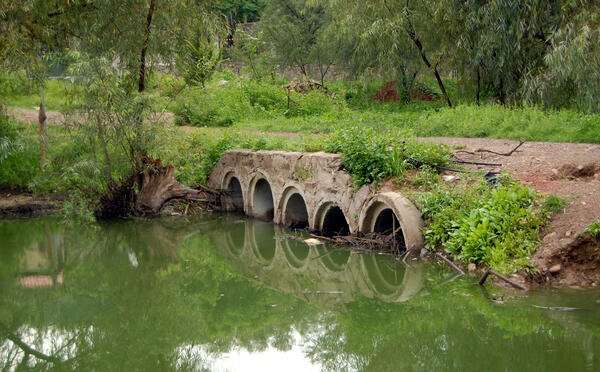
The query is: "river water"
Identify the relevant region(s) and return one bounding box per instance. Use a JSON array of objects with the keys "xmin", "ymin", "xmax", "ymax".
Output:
[{"xmin": 1, "ymin": 215, "xmax": 599, "ymax": 371}]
